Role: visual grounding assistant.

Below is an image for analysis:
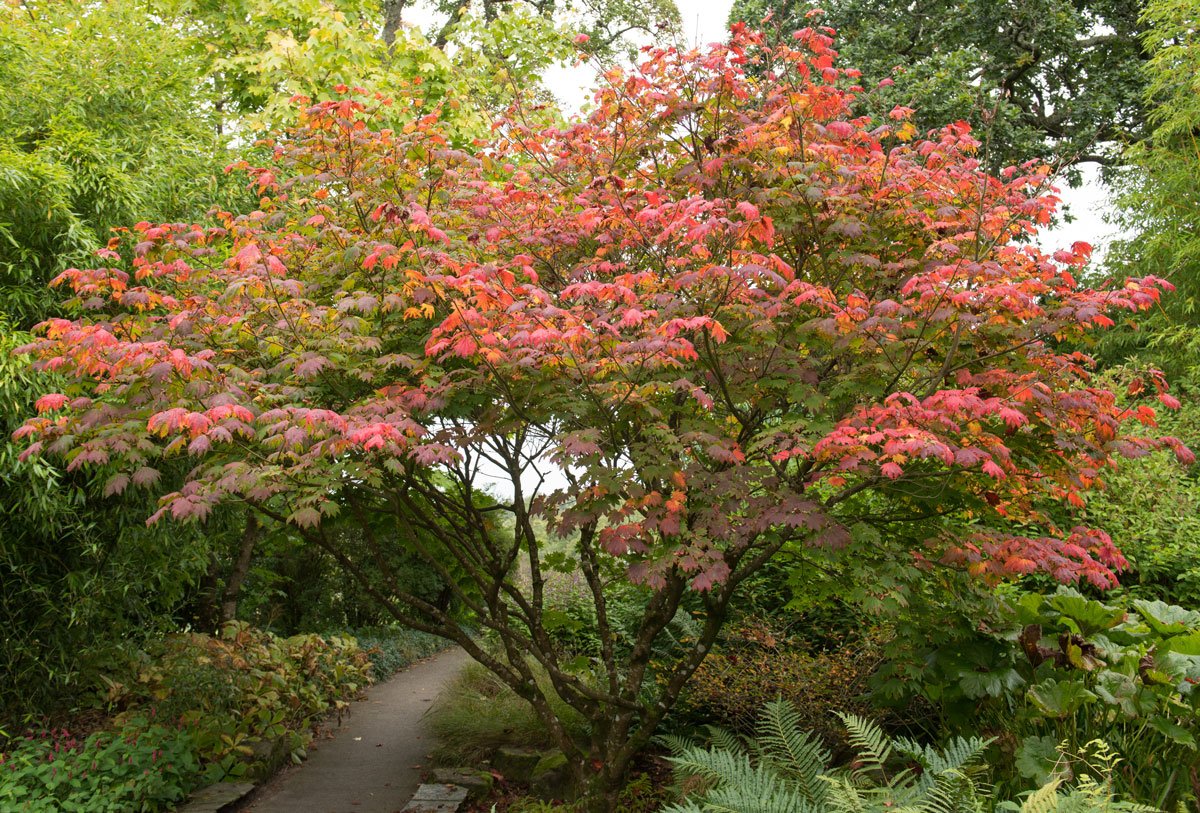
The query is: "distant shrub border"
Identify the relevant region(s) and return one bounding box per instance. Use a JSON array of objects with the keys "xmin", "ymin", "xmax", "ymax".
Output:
[{"xmin": 348, "ymin": 626, "xmax": 448, "ymax": 682}]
